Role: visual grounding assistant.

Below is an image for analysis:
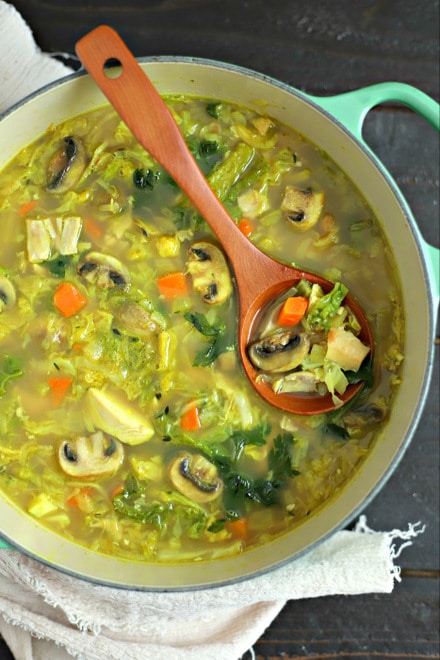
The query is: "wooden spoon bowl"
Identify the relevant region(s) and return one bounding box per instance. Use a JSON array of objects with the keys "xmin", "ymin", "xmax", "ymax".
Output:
[{"xmin": 76, "ymin": 26, "xmax": 373, "ymax": 415}]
